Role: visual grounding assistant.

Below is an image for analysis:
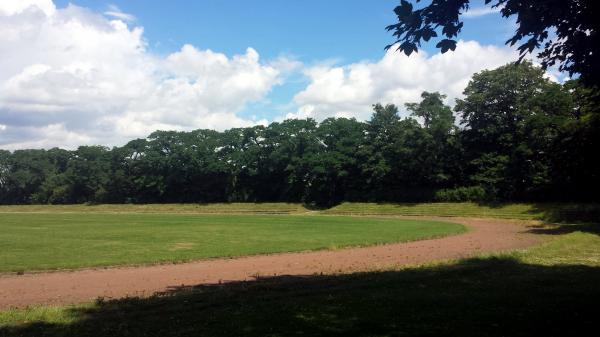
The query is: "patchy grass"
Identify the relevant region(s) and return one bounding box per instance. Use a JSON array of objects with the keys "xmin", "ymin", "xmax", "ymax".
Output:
[
  {"xmin": 0, "ymin": 202, "xmax": 600, "ymax": 222},
  {"xmin": 0, "ymin": 213, "xmax": 463, "ymax": 273},
  {"xmin": 325, "ymin": 202, "xmax": 600, "ymax": 222},
  {"xmin": 0, "ymin": 203, "xmax": 309, "ymax": 215},
  {"xmin": 1, "ymin": 224, "xmax": 598, "ymax": 336},
  {"xmin": 2, "ymin": 202, "xmax": 600, "ymax": 222}
]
